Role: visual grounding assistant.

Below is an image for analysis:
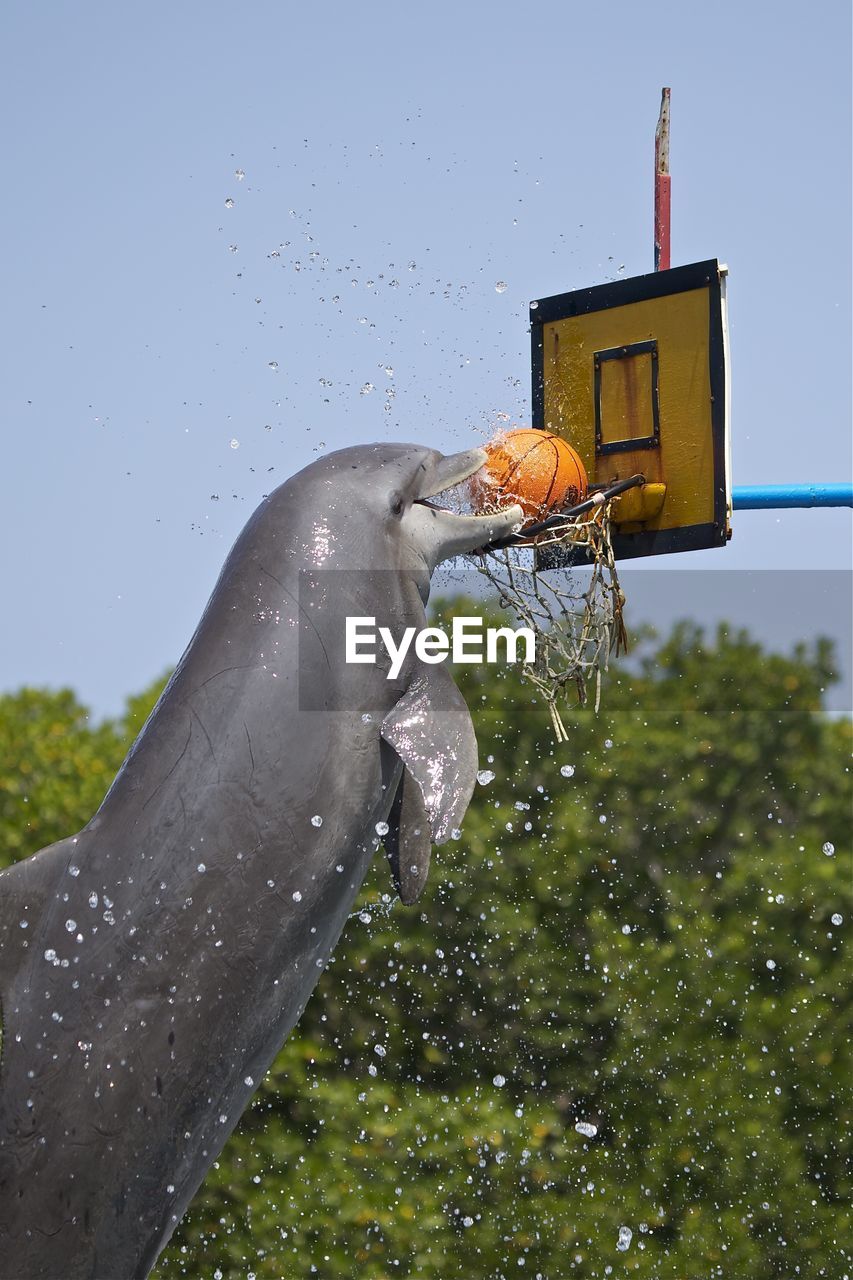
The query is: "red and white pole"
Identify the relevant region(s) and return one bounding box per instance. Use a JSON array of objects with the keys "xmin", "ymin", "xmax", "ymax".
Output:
[{"xmin": 654, "ymin": 87, "xmax": 671, "ymax": 271}]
